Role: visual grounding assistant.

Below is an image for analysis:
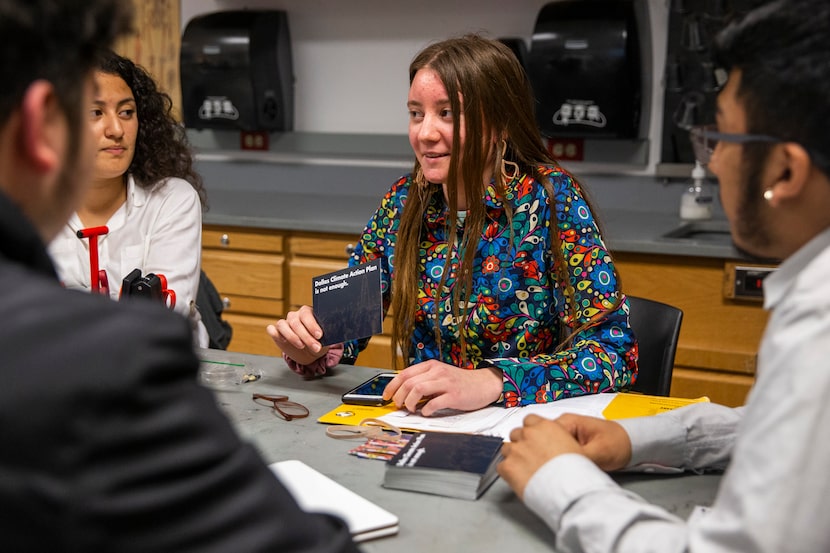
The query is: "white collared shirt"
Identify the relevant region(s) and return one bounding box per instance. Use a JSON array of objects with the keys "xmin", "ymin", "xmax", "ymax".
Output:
[
  {"xmin": 48, "ymin": 175, "xmax": 207, "ymax": 347},
  {"xmin": 522, "ymin": 227, "xmax": 830, "ymax": 552}
]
